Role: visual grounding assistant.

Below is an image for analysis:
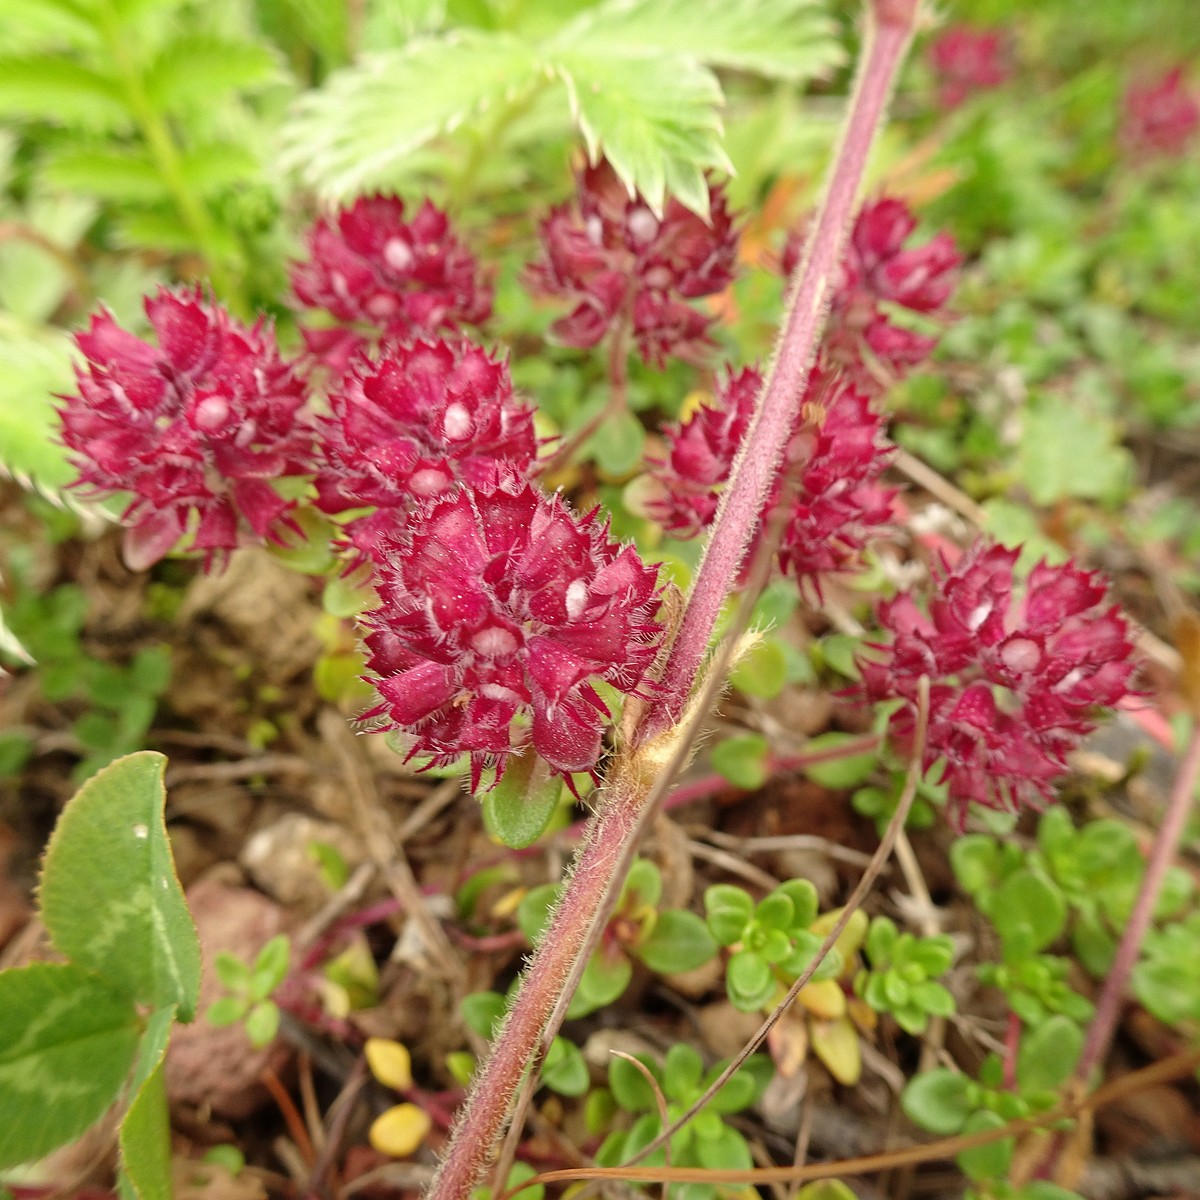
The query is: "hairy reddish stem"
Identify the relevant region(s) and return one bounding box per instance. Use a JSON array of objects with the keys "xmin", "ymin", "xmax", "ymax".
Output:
[
  {"xmin": 423, "ymin": 6, "xmax": 920, "ymax": 1198},
  {"xmin": 425, "ymin": 763, "xmax": 650, "ymax": 1200},
  {"xmin": 643, "ymin": 0, "xmax": 920, "ymax": 740},
  {"xmin": 1073, "ymin": 719, "xmax": 1200, "ymax": 1084}
]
